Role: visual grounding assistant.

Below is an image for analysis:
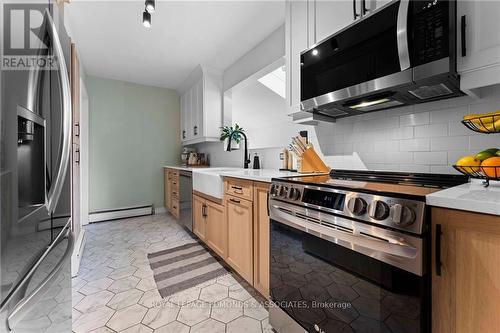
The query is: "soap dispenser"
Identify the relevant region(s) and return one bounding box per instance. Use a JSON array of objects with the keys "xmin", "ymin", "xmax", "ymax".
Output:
[{"xmin": 253, "ymin": 153, "xmax": 260, "ymax": 169}]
